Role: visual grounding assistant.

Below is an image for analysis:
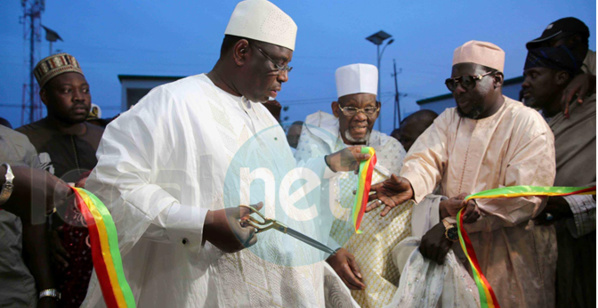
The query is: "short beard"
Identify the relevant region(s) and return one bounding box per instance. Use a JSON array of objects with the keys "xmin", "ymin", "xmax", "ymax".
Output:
[
  {"xmin": 51, "ymin": 111, "xmax": 88, "ymax": 125},
  {"xmin": 457, "ymin": 105, "xmax": 483, "ymax": 119},
  {"xmin": 343, "ymin": 129, "xmax": 370, "ymax": 144}
]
